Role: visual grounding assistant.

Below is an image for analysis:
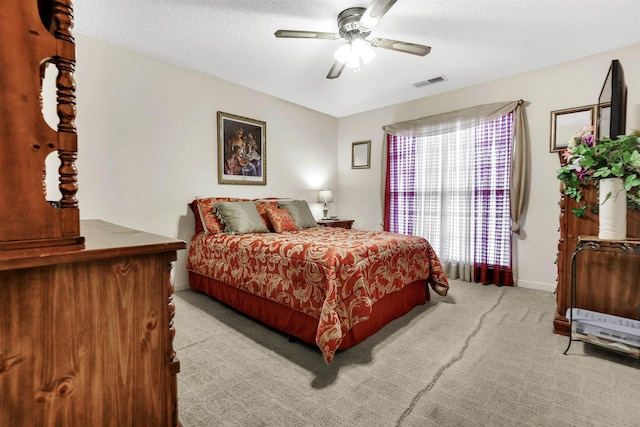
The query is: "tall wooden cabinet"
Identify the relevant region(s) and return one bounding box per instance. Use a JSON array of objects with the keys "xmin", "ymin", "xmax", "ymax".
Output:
[
  {"xmin": 1, "ymin": 1, "xmax": 185, "ymax": 425},
  {"xmin": 555, "ymin": 183, "xmax": 640, "ymax": 335}
]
